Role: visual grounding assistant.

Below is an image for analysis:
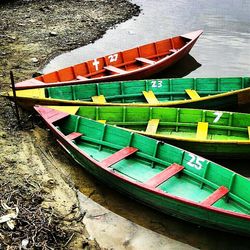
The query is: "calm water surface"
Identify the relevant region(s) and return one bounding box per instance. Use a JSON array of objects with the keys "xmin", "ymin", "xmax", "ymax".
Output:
[
  {"xmin": 43, "ymin": 0, "xmax": 250, "ymax": 78},
  {"xmin": 44, "ymin": 1, "xmax": 250, "ymax": 249}
]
